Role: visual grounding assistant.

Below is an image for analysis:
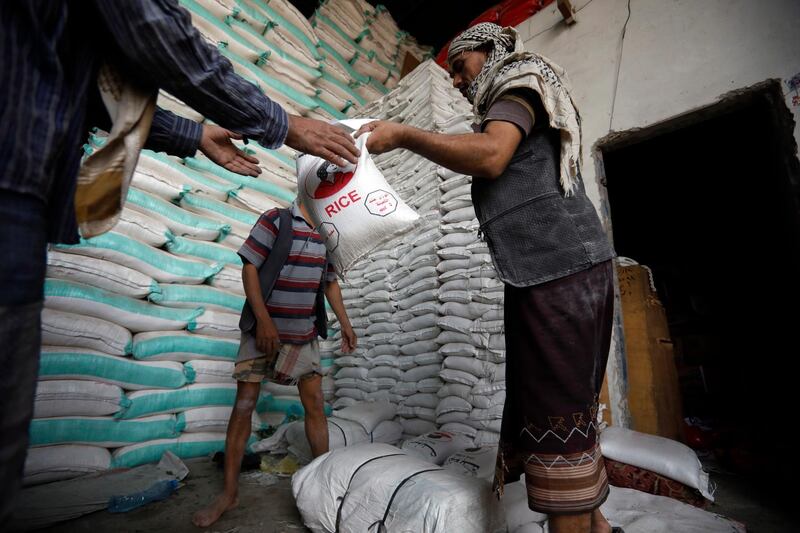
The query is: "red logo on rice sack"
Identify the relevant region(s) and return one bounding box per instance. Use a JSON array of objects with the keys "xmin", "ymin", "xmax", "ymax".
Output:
[
  {"xmin": 309, "ymin": 163, "xmax": 363, "ymax": 218},
  {"xmin": 310, "ymin": 164, "xmax": 355, "ymax": 199}
]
